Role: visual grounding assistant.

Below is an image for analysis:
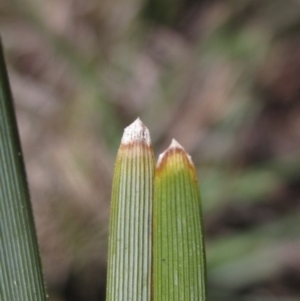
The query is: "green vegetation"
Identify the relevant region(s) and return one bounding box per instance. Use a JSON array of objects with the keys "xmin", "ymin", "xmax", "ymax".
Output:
[
  {"xmin": 106, "ymin": 119, "xmax": 155, "ymax": 301},
  {"xmin": 106, "ymin": 121, "xmax": 206, "ymax": 300},
  {"xmin": 1, "ymin": 0, "xmax": 300, "ymax": 300},
  {"xmin": 0, "ymin": 41, "xmax": 47, "ymax": 301},
  {"xmin": 153, "ymin": 139, "xmax": 206, "ymax": 301}
]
